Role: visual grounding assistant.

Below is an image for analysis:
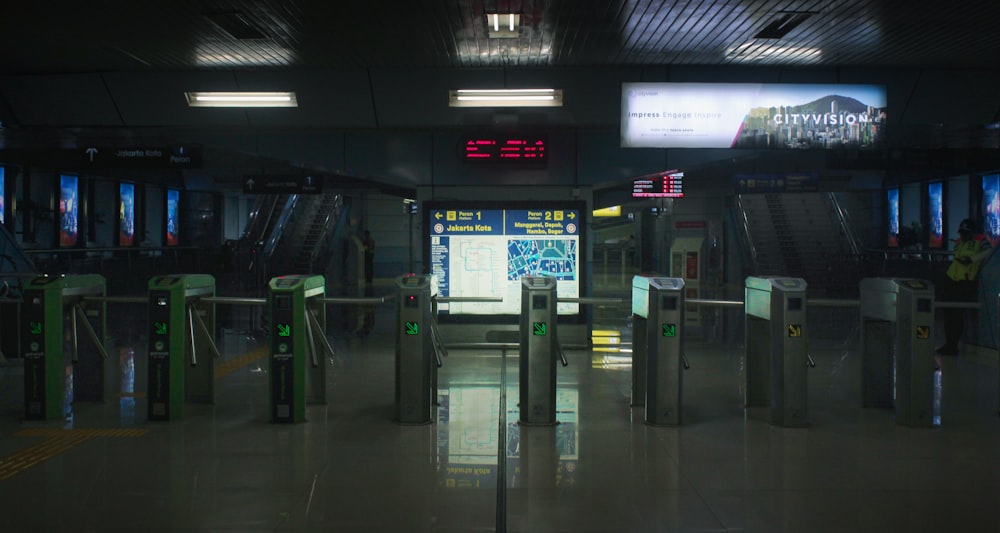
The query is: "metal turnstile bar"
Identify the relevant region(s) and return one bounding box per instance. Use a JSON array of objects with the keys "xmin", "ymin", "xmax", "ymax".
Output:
[
  {"xmin": 323, "ymin": 296, "xmax": 392, "ymax": 305},
  {"xmin": 201, "ymin": 296, "xmax": 267, "ymax": 306},
  {"xmin": 560, "ymin": 297, "xmax": 626, "ymax": 305},
  {"xmin": 686, "ymin": 298, "xmax": 745, "ymax": 307},
  {"xmin": 436, "ymin": 297, "xmax": 503, "ymax": 303}
]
